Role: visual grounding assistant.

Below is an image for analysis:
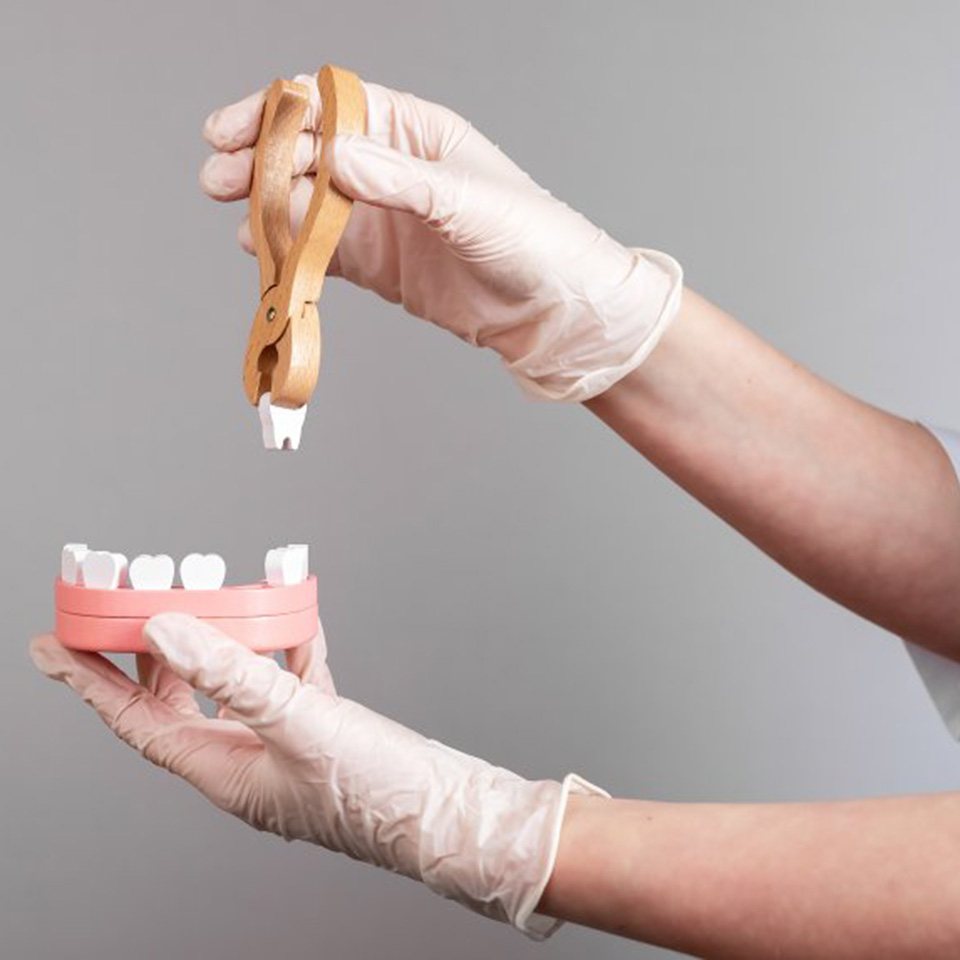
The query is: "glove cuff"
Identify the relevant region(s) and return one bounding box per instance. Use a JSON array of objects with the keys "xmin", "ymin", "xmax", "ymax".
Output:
[
  {"xmin": 416, "ymin": 746, "xmax": 609, "ymax": 940},
  {"xmin": 506, "ymin": 248, "xmax": 683, "ymax": 403},
  {"xmin": 514, "ymin": 772, "xmax": 611, "ymax": 940}
]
